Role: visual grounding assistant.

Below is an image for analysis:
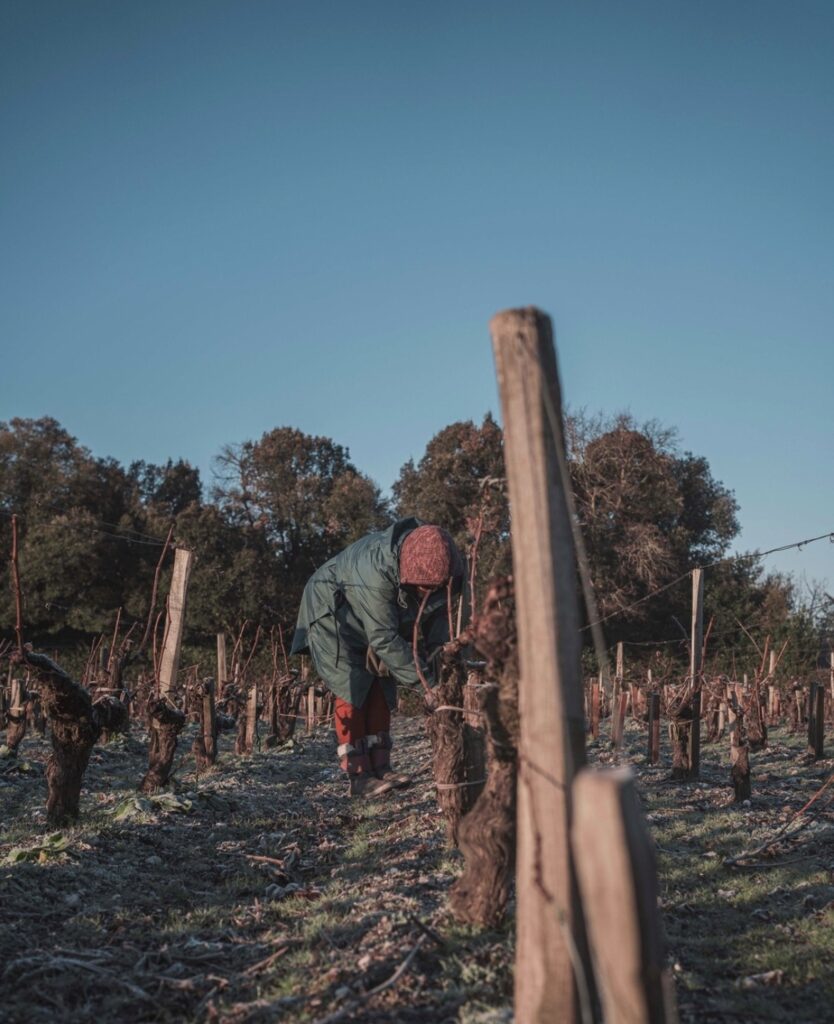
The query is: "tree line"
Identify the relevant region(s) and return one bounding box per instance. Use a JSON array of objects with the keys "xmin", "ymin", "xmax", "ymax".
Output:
[{"xmin": 1, "ymin": 414, "xmax": 830, "ymax": 678}]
